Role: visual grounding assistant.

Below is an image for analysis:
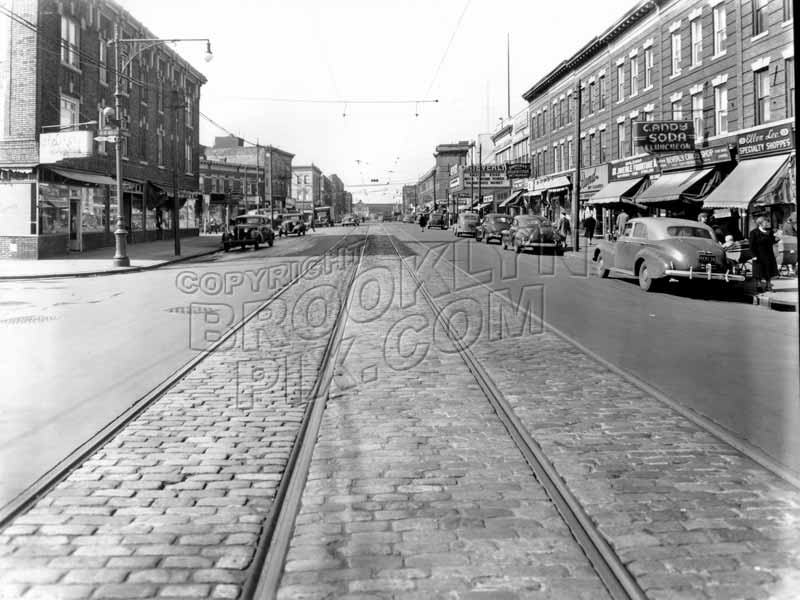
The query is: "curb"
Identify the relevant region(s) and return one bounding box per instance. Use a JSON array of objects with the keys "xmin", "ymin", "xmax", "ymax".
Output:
[{"xmin": 0, "ymin": 248, "xmax": 221, "ymax": 281}]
